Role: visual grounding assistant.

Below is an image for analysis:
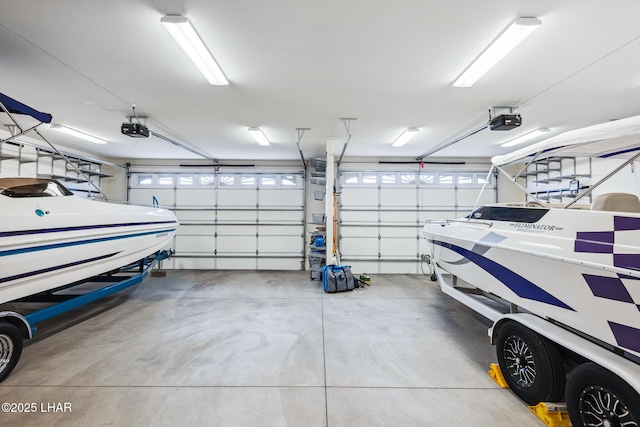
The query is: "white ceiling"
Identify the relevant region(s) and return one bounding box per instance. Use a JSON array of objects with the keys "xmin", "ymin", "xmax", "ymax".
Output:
[{"xmin": 2, "ymin": 0, "xmax": 640, "ymax": 163}]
